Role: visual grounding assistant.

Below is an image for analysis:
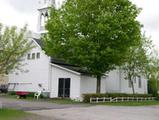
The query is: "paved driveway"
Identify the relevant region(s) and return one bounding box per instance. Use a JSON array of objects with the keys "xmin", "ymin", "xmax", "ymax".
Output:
[
  {"xmin": 1, "ymin": 95, "xmax": 159, "ymax": 120},
  {"xmin": 30, "ymin": 105, "xmax": 159, "ymax": 120},
  {"xmin": 0, "ymin": 95, "xmax": 87, "ymax": 111}
]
